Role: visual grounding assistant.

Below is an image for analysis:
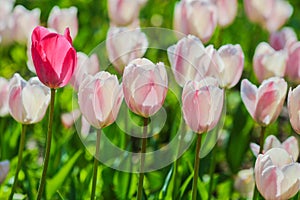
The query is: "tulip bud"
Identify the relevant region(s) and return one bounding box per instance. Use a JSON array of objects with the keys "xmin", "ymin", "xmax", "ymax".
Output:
[
  {"xmin": 234, "ymin": 168, "xmax": 254, "ymax": 199},
  {"xmin": 240, "ymin": 77, "xmax": 287, "ymax": 126},
  {"xmin": 108, "ymin": 0, "xmax": 147, "ymax": 26},
  {"xmin": 106, "ymin": 26, "xmax": 148, "ymax": 74},
  {"xmin": 174, "ymin": 0, "xmax": 217, "ymax": 43},
  {"xmin": 214, "ymin": 0, "xmax": 238, "ymax": 27},
  {"xmin": 47, "ymin": 6, "xmax": 78, "ymax": 40},
  {"xmin": 253, "ymin": 42, "xmax": 287, "ymax": 83},
  {"xmin": 182, "ymin": 78, "xmax": 224, "ymax": 133},
  {"xmin": 255, "ymin": 148, "xmax": 300, "ymax": 200},
  {"xmin": 0, "ymin": 77, "xmax": 9, "ymax": 117},
  {"xmin": 0, "ymin": 160, "xmax": 9, "ymax": 184},
  {"xmin": 31, "ymin": 26, "xmax": 77, "ymax": 89},
  {"xmin": 285, "ymin": 42, "xmax": 300, "ymax": 83},
  {"xmin": 70, "ymin": 52, "xmax": 99, "ymax": 91},
  {"xmin": 12, "ymin": 5, "xmax": 40, "ymax": 44},
  {"xmin": 8, "ymin": 73, "xmax": 51, "ymax": 124},
  {"xmin": 122, "ymin": 58, "xmax": 168, "ymax": 118},
  {"xmin": 288, "ymin": 85, "xmax": 300, "ymax": 135},
  {"xmin": 269, "ymin": 27, "xmax": 297, "ymax": 51},
  {"xmin": 211, "ymin": 44, "xmax": 244, "ymax": 88},
  {"xmin": 78, "ymin": 71, "xmax": 123, "ymax": 129}
]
